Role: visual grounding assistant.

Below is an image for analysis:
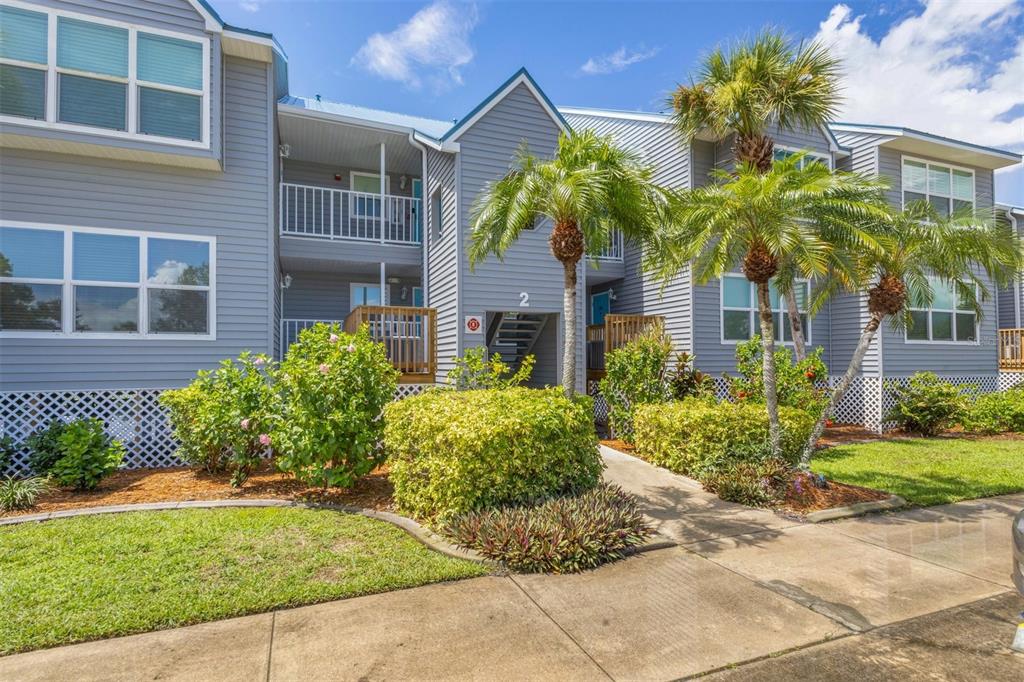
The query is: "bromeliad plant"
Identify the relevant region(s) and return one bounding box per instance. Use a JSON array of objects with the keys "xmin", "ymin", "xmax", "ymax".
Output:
[
  {"xmin": 469, "ymin": 130, "xmax": 668, "ymax": 395},
  {"xmin": 273, "ymin": 324, "xmax": 398, "ymax": 488},
  {"xmin": 443, "ymin": 483, "xmax": 652, "ymax": 574}
]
